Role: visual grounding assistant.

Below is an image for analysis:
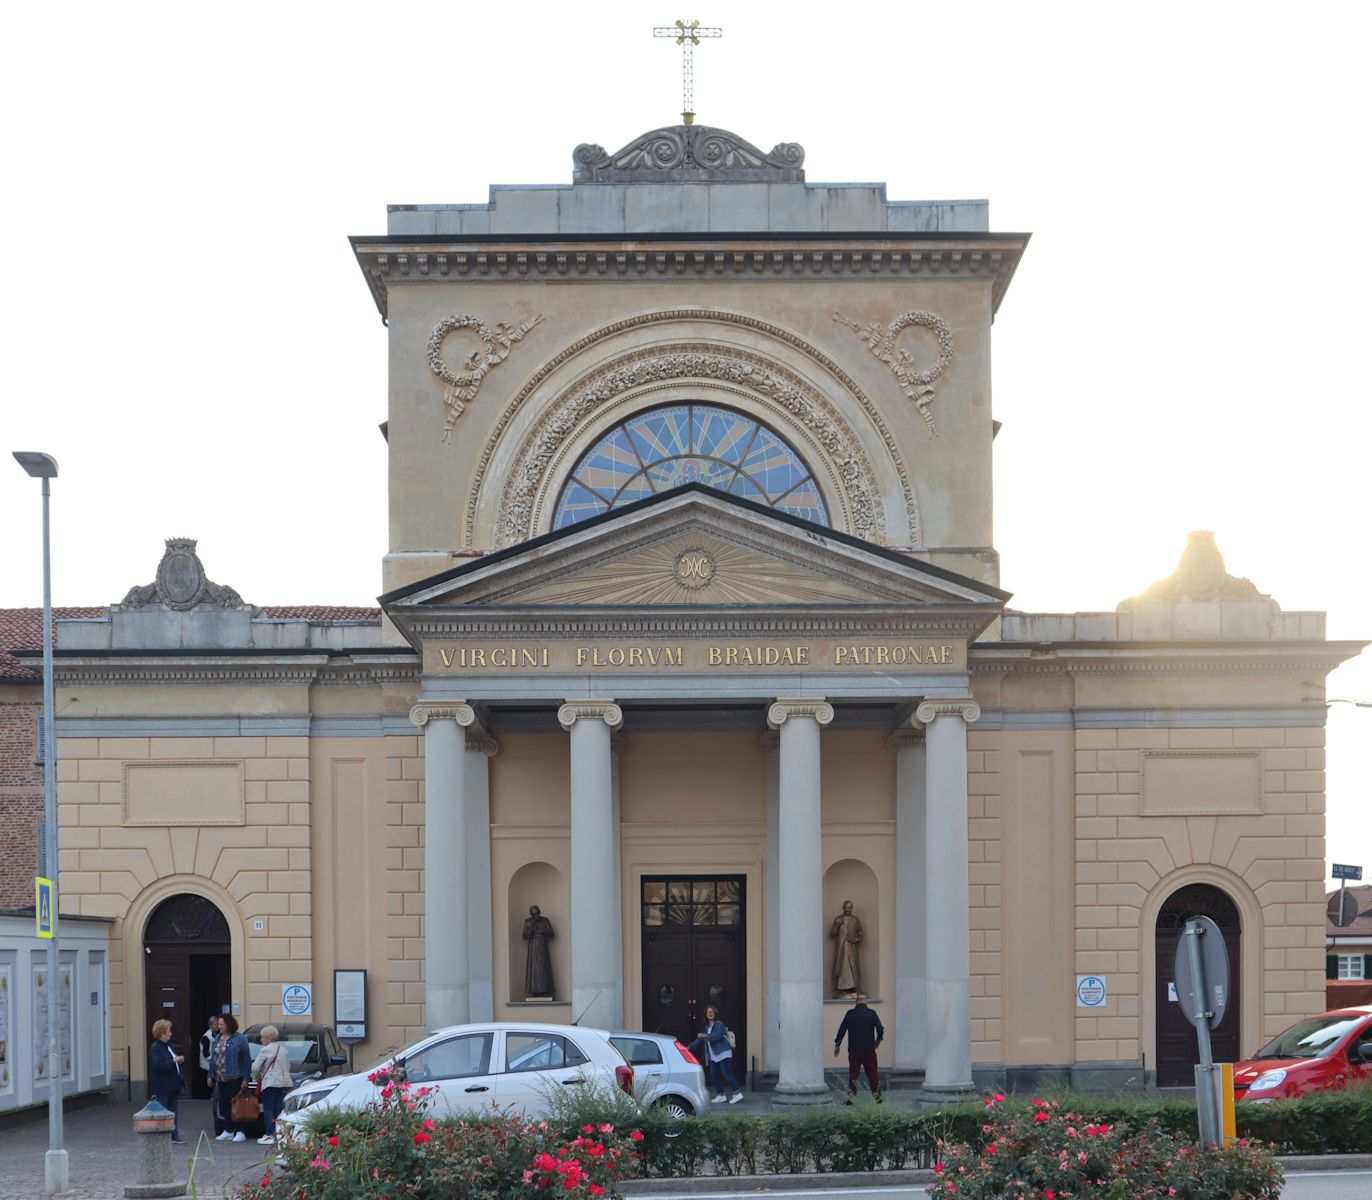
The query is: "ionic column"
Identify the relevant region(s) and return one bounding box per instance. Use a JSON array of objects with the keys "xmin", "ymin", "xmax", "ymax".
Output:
[
  {"xmin": 915, "ymin": 697, "xmax": 980, "ymax": 1093},
  {"xmin": 410, "ymin": 701, "xmax": 475, "ymax": 1030},
  {"xmin": 760, "ymin": 731, "xmax": 780, "ymax": 1073},
  {"xmin": 558, "ymin": 700, "xmax": 624, "ymax": 1030},
  {"xmin": 768, "ymin": 697, "xmax": 834, "ymax": 1101},
  {"xmin": 465, "ymin": 732, "xmax": 499, "ymax": 1022},
  {"xmin": 888, "ymin": 727, "xmax": 927, "ymax": 1071}
]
